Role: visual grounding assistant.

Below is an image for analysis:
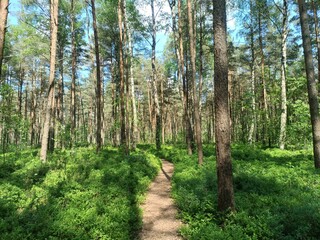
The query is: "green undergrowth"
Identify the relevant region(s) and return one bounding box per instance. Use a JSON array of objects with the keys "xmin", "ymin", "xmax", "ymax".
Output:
[
  {"xmin": 146, "ymin": 144, "xmax": 320, "ymax": 240},
  {"xmin": 0, "ymin": 147, "xmax": 161, "ymax": 240}
]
